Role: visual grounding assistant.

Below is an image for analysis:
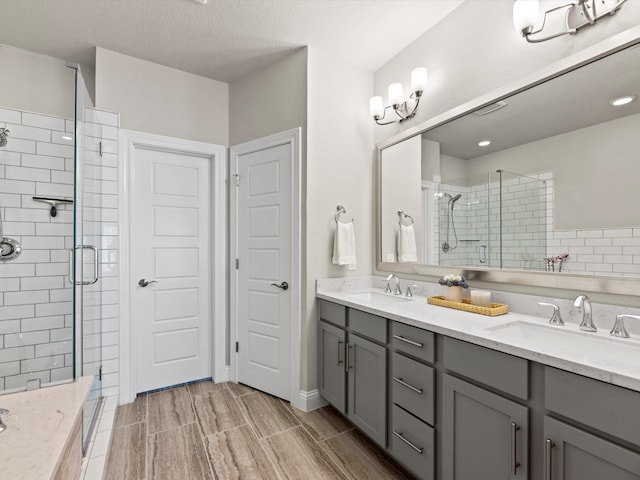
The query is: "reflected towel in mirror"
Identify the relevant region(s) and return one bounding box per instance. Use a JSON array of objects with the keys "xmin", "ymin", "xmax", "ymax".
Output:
[
  {"xmin": 398, "ymin": 224, "xmax": 417, "ymax": 263},
  {"xmin": 332, "ymin": 221, "xmax": 356, "ymax": 268}
]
